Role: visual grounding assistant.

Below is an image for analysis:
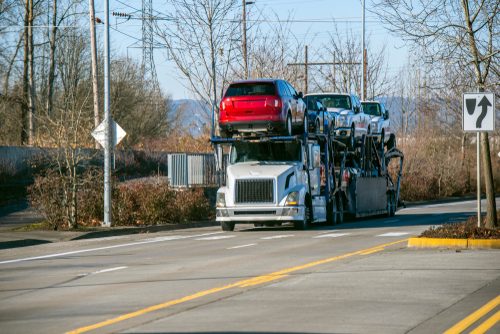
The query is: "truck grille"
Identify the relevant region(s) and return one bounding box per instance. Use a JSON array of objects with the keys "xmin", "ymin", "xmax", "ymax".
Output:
[{"xmin": 235, "ymin": 179, "xmax": 274, "ymax": 203}]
